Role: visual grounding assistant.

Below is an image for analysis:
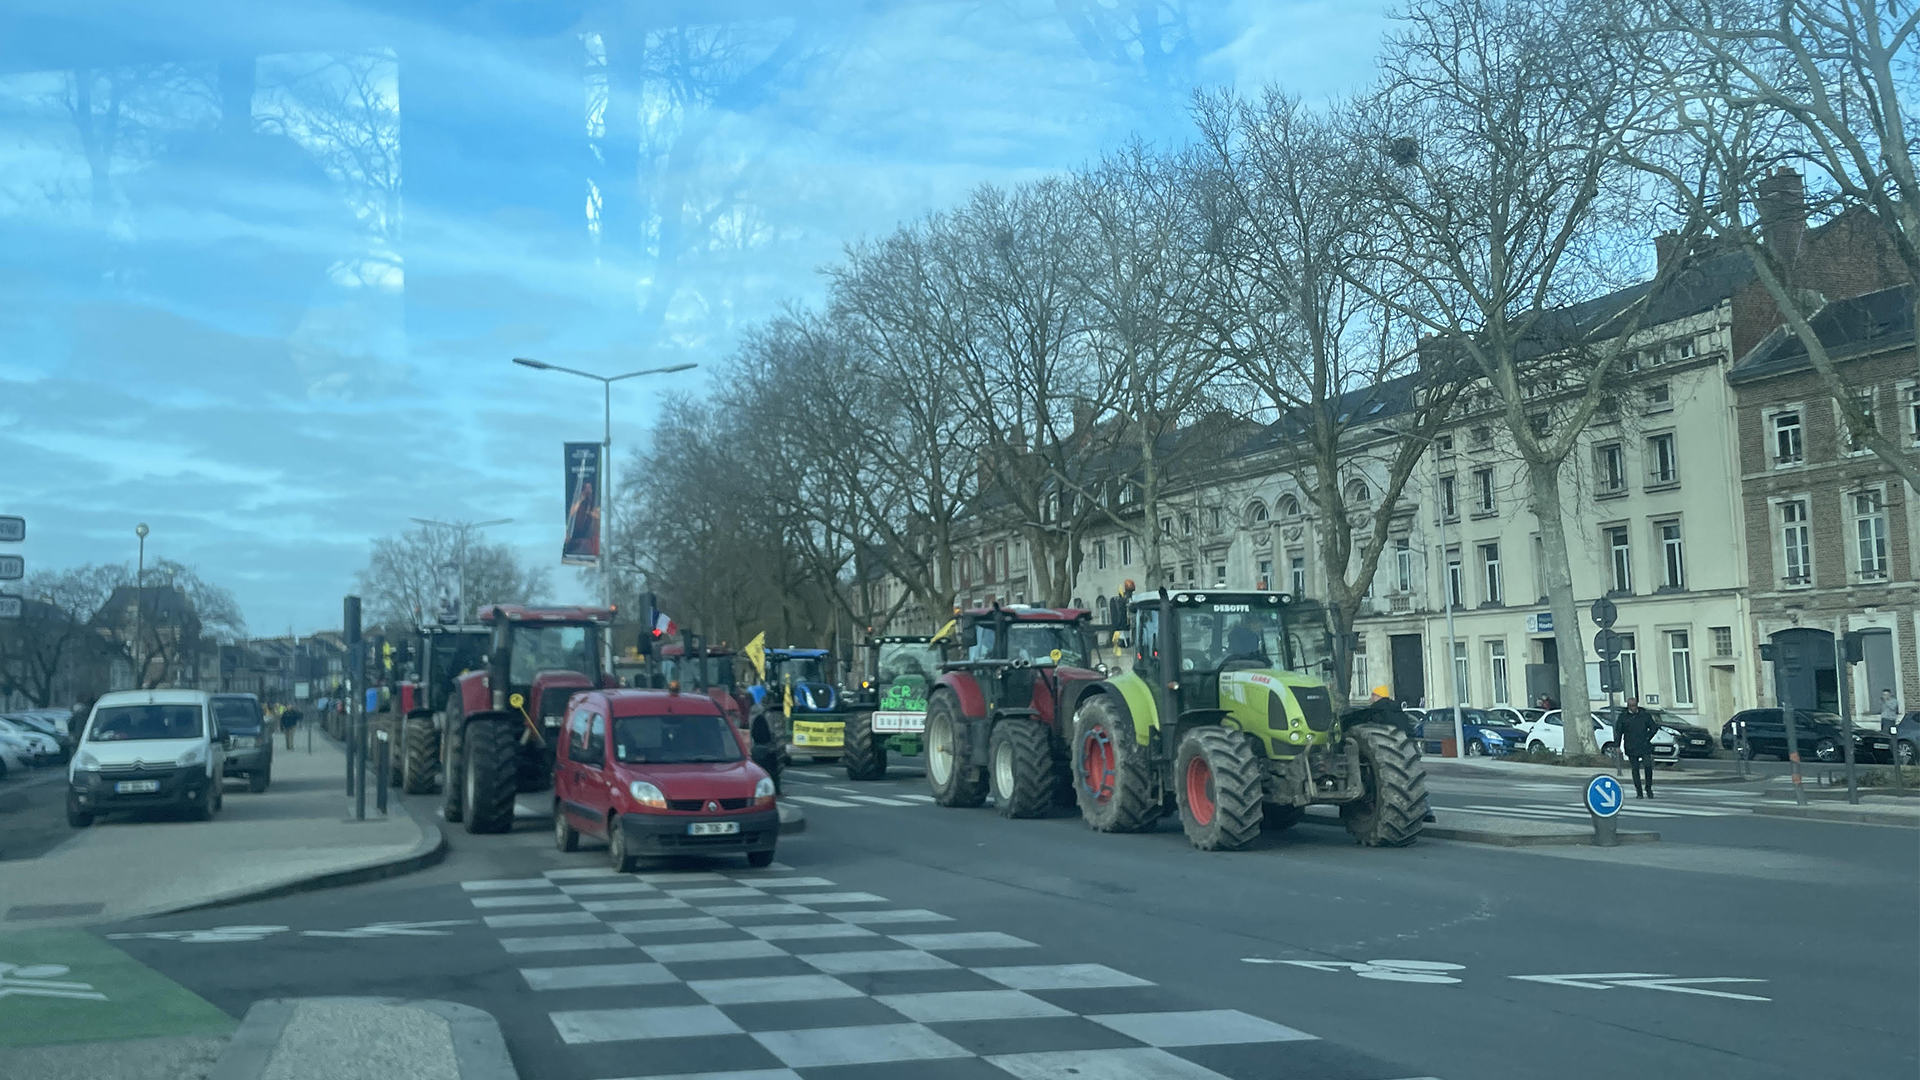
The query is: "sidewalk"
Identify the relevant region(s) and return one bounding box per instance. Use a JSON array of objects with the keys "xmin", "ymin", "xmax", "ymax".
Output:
[
  {"xmin": 1750, "ymin": 794, "xmax": 1920, "ymax": 827},
  {"xmin": 0, "ymin": 734, "xmax": 442, "ymax": 931},
  {"xmin": 1301, "ymin": 804, "xmax": 1659, "ymax": 847},
  {"xmin": 1423, "ymin": 755, "xmax": 1746, "ymax": 785}
]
